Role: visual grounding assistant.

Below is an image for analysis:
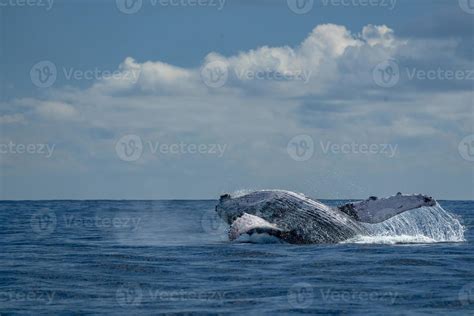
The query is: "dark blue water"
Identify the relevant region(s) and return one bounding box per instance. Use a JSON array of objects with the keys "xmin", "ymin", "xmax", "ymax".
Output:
[{"xmin": 0, "ymin": 200, "xmax": 473, "ymax": 315}]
